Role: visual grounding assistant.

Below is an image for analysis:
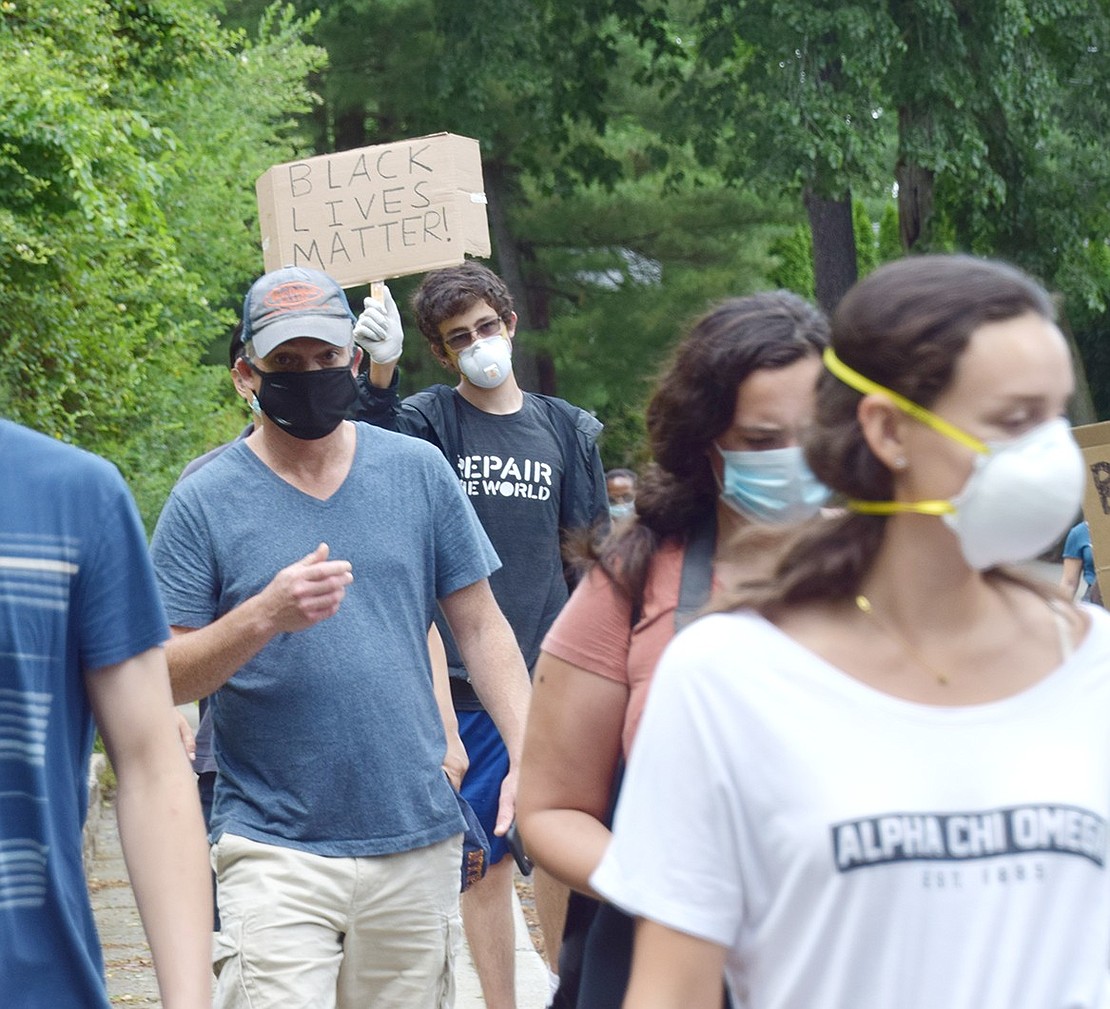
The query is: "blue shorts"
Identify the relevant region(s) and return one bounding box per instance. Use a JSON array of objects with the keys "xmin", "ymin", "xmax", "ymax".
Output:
[{"xmin": 457, "ymin": 709, "xmax": 511, "ymax": 865}]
